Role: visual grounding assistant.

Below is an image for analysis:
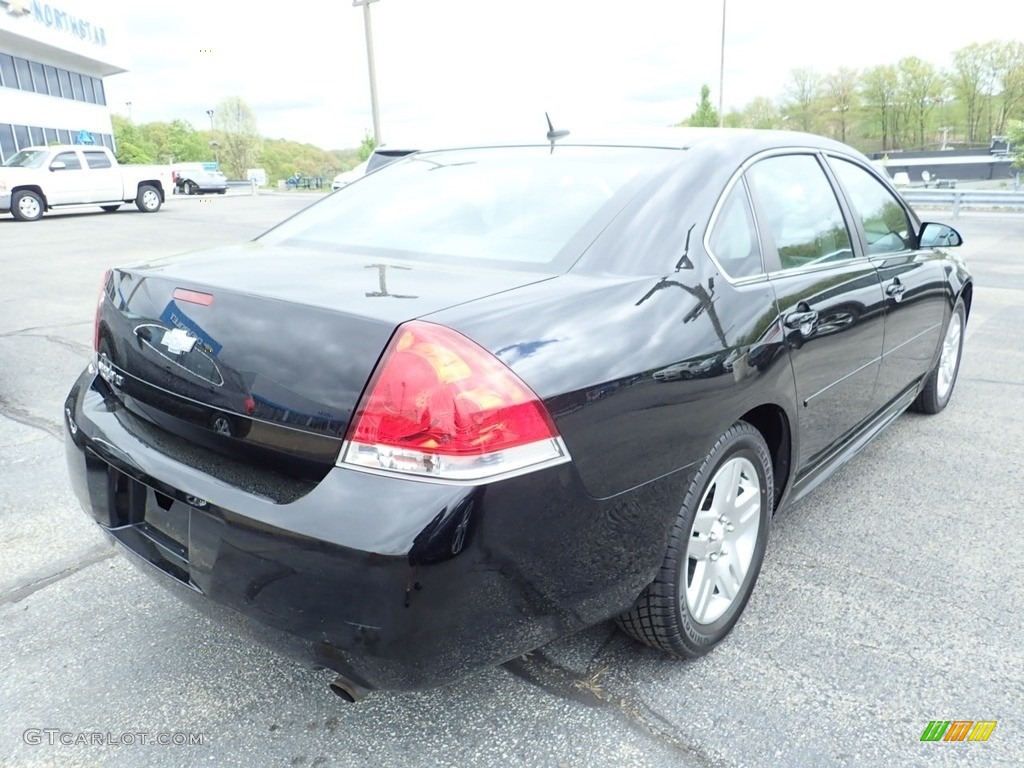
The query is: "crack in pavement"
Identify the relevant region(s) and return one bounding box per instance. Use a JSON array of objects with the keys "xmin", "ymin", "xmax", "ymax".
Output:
[
  {"xmin": 0, "ymin": 546, "xmax": 115, "ymax": 606},
  {"xmin": 0, "ymin": 398, "xmax": 64, "ymax": 441},
  {"xmin": 0, "ymin": 320, "xmax": 91, "ymax": 338},
  {"xmin": 503, "ymin": 646, "xmax": 721, "ymax": 767}
]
